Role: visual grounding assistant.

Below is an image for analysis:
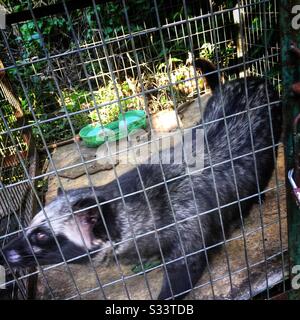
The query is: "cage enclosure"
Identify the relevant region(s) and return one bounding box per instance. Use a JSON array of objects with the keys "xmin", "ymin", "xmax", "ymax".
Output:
[{"xmin": 0, "ymin": 0, "xmax": 292, "ymax": 300}]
